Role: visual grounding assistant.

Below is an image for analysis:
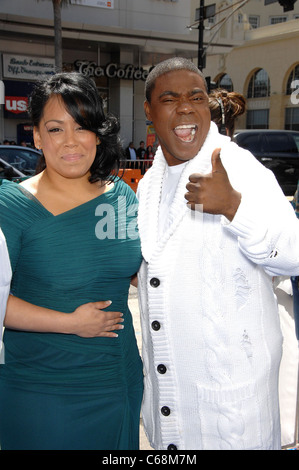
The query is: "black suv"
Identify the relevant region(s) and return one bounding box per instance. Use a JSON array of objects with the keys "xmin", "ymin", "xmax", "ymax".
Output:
[{"xmin": 233, "ymin": 130, "xmax": 299, "ymax": 196}]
